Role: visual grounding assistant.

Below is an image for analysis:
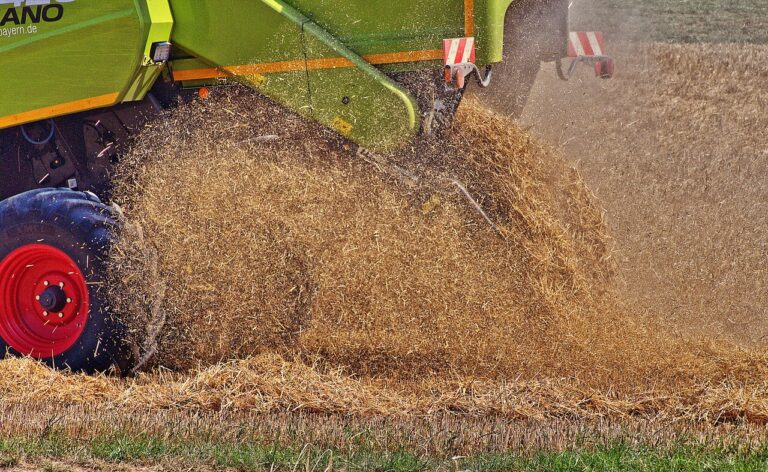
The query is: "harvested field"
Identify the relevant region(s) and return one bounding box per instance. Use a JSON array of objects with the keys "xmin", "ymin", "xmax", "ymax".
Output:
[
  {"xmin": 523, "ymin": 42, "xmax": 768, "ymax": 347},
  {"xmin": 0, "ymin": 0, "xmax": 765, "ymax": 468},
  {"xmin": 0, "ymin": 66, "xmax": 763, "ymax": 424},
  {"xmin": 0, "ymin": 39, "xmax": 767, "ymax": 472}
]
